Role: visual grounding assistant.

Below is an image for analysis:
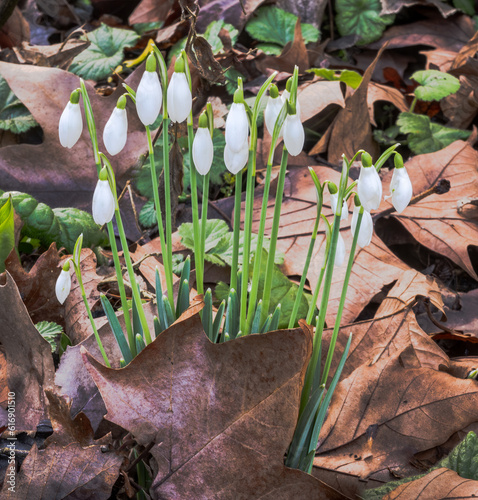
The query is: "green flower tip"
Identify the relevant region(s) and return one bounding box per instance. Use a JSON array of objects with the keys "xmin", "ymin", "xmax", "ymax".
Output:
[
  {"xmin": 361, "ymin": 152, "xmax": 373, "ymax": 168},
  {"xmin": 198, "ymin": 112, "xmax": 208, "ymax": 128},
  {"xmin": 120, "ymin": 358, "xmax": 126, "ymax": 368},
  {"xmin": 117, "ymin": 95, "xmax": 127, "ymax": 110},
  {"xmin": 327, "ymin": 182, "xmax": 338, "ymax": 194},
  {"xmin": 174, "ymin": 55, "xmax": 186, "ymax": 73},
  {"xmin": 394, "ymin": 152, "xmax": 404, "ymax": 169},
  {"xmin": 62, "ymin": 259, "xmax": 71, "ymax": 272},
  {"xmin": 146, "ymin": 53, "xmax": 157, "ymax": 72},
  {"xmin": 99, "ymin": 166, "xmax": 109, "ymax": 181},
  {"xmin": 70, "ymin": 89, "xmax": 80, "ymax": 104},
  {"xmin": 287, "ymin": 100, "xmax": 297, "ymax": 115},
  {"xmin": 269, "ymin": 84, "xmax": 279, "ymax": 99},
  {"xmin": 354, "ymin": 194, "xmax": 361, "ymax": 207},
  {"xmin": 233, "ymin": 88, "xmax": 244, "ymax": 104},
  {"xmin": 286, "ymin": 77, "xmax": 293, "ymax": 92}
]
